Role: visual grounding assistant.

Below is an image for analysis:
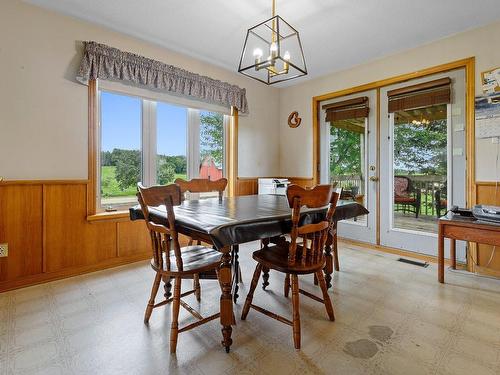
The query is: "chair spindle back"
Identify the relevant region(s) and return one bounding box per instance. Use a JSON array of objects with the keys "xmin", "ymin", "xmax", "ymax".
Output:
[
  {"xmin": 286, "ymin": 184, "xmax": 339, "ymax": 265},
  {"xmin": 137, "ymin": 183, "xmax": 184, "ymax": 271},
  {"xmin": 174, "ymin": 178, "xmax": 228, "ymax": 200}
]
